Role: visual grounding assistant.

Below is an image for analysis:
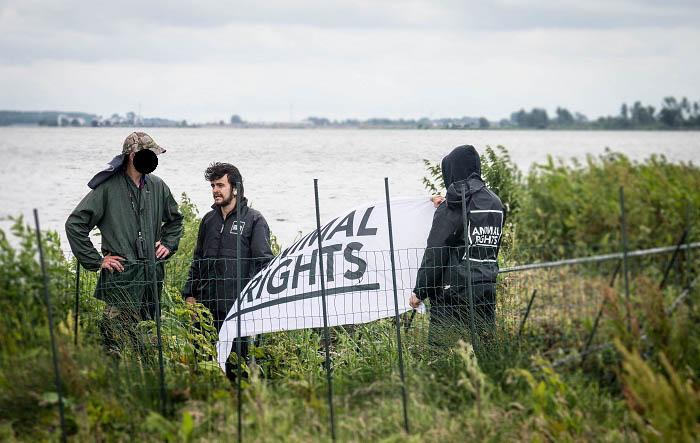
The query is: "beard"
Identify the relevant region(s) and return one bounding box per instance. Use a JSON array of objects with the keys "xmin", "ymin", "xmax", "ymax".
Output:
[{"xmin": 214, "ymin": 191, "xmax": 234, "ymax": 207}]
